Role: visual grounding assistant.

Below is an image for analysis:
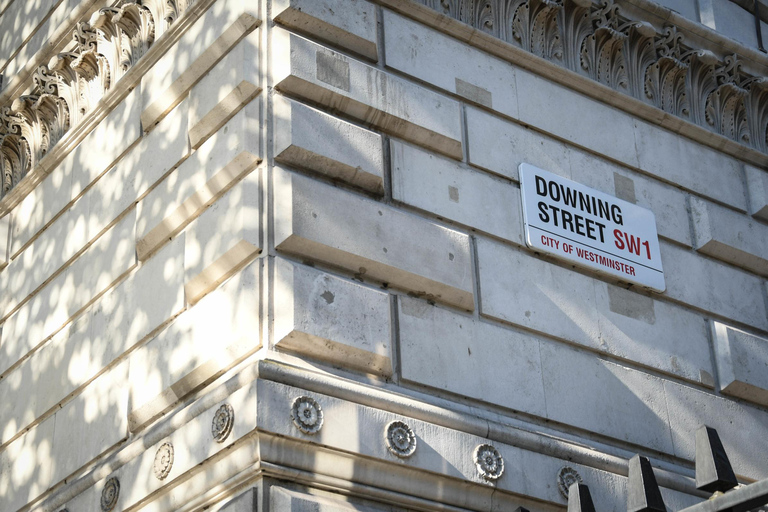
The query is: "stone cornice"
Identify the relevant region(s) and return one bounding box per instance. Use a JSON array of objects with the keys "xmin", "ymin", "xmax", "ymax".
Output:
[
  {"xmin": 0, "ymin": 0, "xmax": 200, "ymax": 214},
  {"xmin": 376, "ymin": 0, "xmax": 768, "ymax": 171}
]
